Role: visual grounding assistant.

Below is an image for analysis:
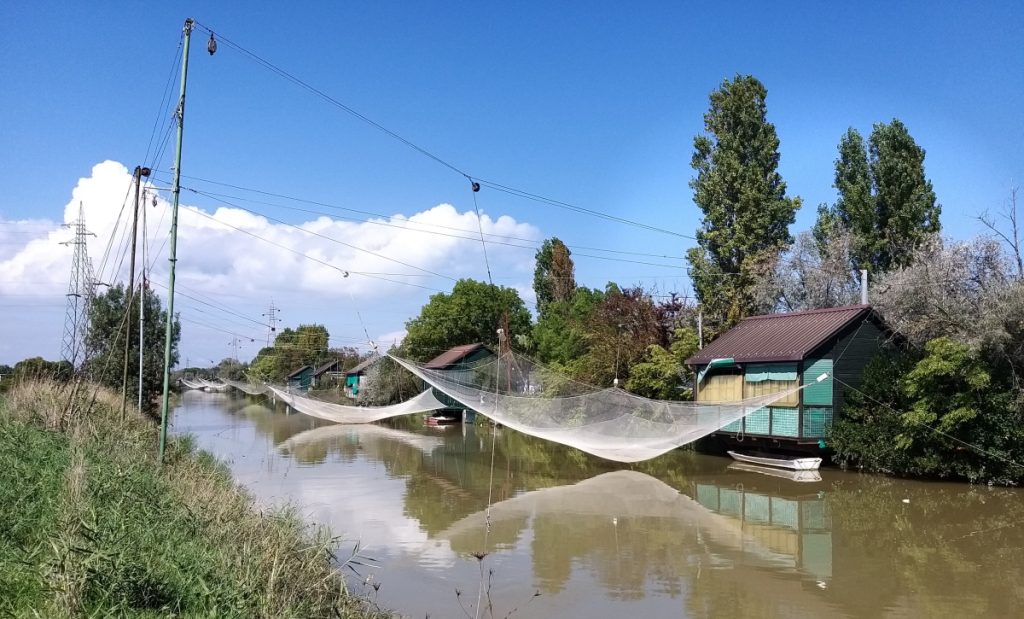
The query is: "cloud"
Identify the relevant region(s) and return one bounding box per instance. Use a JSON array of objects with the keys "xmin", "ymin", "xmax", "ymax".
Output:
[{"xmin": 0, "ymin": 161, "xmax": 540, "ymax": 364}]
